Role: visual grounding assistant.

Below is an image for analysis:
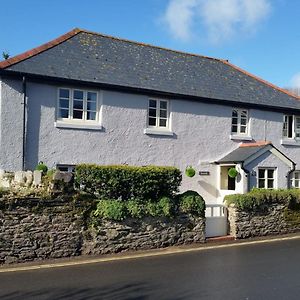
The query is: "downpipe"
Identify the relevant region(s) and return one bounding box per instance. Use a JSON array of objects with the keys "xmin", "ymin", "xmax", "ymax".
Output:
[{"xmin": 22, "ymin": 76, "xmax": 27, "ymax": 171}]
